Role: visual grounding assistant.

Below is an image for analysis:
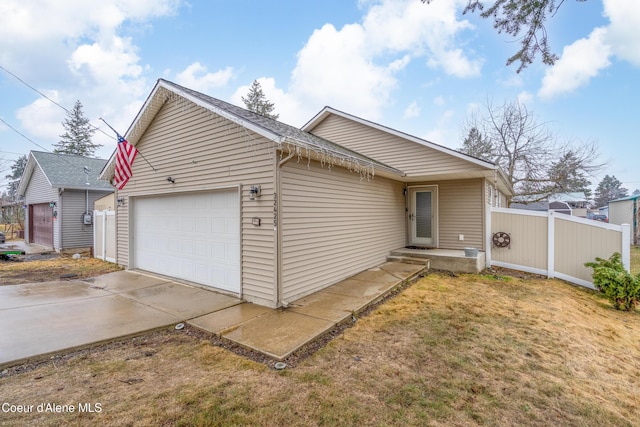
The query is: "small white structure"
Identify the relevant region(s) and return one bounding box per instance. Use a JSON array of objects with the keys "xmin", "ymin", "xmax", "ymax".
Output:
[{"xmin": 609, "ymin": 194, "xmax": 640, "ymax": 245}]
